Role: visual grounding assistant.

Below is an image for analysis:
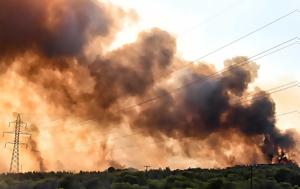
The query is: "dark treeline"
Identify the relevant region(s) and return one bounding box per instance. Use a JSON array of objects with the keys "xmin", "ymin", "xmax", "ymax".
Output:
[{"xmin": 0, "ymin": 164, "xmax": 299, "ymax": 189}]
